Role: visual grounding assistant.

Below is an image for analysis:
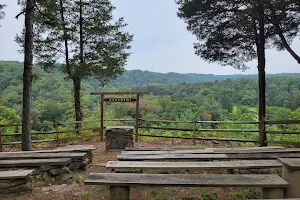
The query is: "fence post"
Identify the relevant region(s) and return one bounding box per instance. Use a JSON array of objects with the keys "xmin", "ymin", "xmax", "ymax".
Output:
[
  {"xmin": 0, "ymin": 126, "xmax": 2, "ymax": 152},
  {"xmin": 193, "ymin": 118, "xmax": 197, "ymax": 145},
  {"xmin": 55, "ymin": 120, "xmax": 59, "ymax": 147}
]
